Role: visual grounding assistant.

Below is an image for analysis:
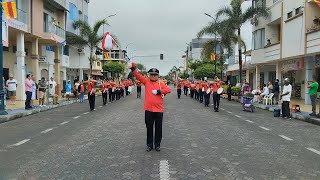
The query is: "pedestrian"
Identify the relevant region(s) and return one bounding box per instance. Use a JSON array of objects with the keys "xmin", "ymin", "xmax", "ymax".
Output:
[
  {"xmin": 177, "ymin": 80, "xmax": 182, "ymax": 99},
  {"xmin": 38, "ymin": 77, "xmax": 47, "ymax": 107},
  {"xmin": 31, "ymin": 75, "xmax": 37, "ymax": 107},
  {"xmin": 49, "ymin": 84, "xmax": 58, "ymax": 105},
  {"xmin": 136, "ymin": 80, "xmax": 142, "ymax": 98},
  {"xmin": 212, "ymin": 77, "xmax": 222, "ymax": 112},
  {"xmin": 308, "ymin": 76, "xmax": 319, "ymax": 116},
  {"xmin": 273, "ymin": 79, "xmax": 280, "ymax": 105},
  {"xmin": 84, "ymin": 76, "xmax": 97, "ymax": 111},
  {"xmin": 280, "ymin": 78, "xmax": 292, "ymax": 119},
  {"xmin": 78, "ymin": 81, "xmax": 85, "ymax": 103},
  {"xmin": 74, "ymin": 80, "xmax": 80, "ymax": 99},
  {"xmin": 6, "ymin": 74, "xmax": 17, "ymax": 105},
  {"xmin": 227, "ymin": 80, "xmax": 232, "ymax": 101},
  {"xmin": 129, "ymin": 63, "xmax": 171, "ymax": 152},
  {"xmin": 203, "ymin": 81, "xmax": 210, "ymax": 107},
  {"xmin": 25, "ymin": 74, "xmax": 33, "ymax": 110},
  {"xmin": 65, "ymin": 80, "xmax": 72, "ymax": 101},
  {"xmin": 101, "ymin": 80, "xmax": 108, "ymax": 105}
]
